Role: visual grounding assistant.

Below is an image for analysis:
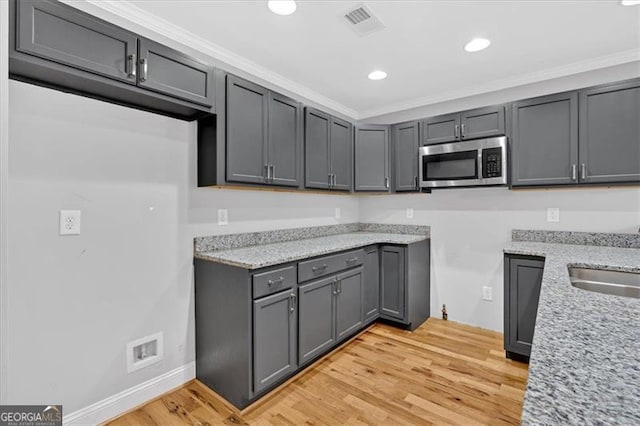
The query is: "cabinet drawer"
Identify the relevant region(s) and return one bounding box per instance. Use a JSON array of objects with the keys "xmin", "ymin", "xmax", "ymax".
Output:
[
  {"xmin": 252, "ymin": 266, "xmax": 296, "ymax": 299},
  {"xmin": 298, "ymin": 249, "xmax": 364, "ymax": 282}
]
